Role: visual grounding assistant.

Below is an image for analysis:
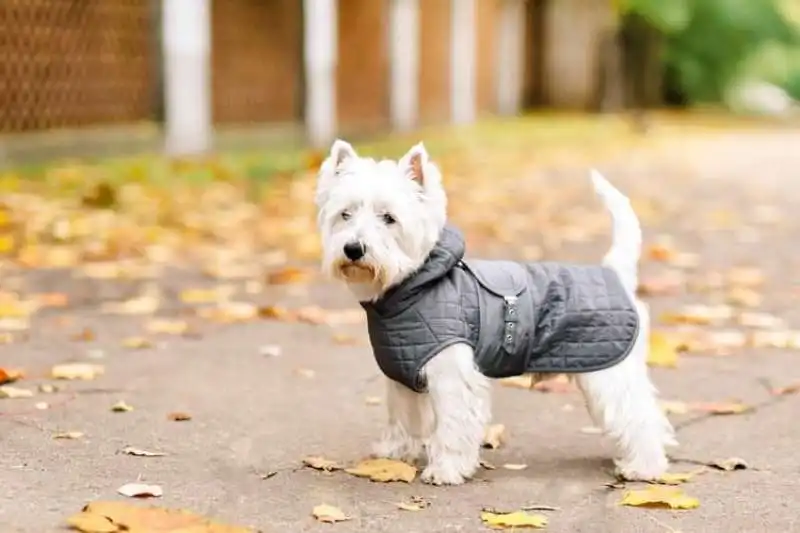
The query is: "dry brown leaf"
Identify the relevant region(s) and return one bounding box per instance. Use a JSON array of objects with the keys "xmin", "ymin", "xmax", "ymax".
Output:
[
  {"xmin": 483, "ymin": 423, "xmax": 506, "ymax": 449},
  {"xmin": 312, "ymin": 504, "xmax": 351, "ymax": 523},
  {"xmin": 689, "ymin": 401, "xmax": 751, "ymax": 415},
  {"xmin": 648, "ymin": 331, "xmax": 680, "ymax": 368},
  {"xmin": 480, "ymin": 510, "xmax": 548, "ymax": 529},
  {"xmin": 619, "ymin": 486, "xmax": 699, "ymax": 509},
  {"xmin": 771, "ymin": 381, "xmax": 800, "ymax": 396},
  {"xmin": 647, "ymin": 242, "xmax": 678, "ymax": 263},
  {"xmin": 0, "ymin": 367, "xmax": 23, "ymax": 384},
  {"xmin": 111, "ymin": 400, "xmax": 134, "ymax": 413},
  {"xmin": 71, "ymin": 327, "xmax": 96, "ymax": 342},
  {"xmin": 167, "ymin": 411, "xmax": 192, "ymax": 422},
  {"xmin": 66, "ymin": 500, "xmax": 257, "ymax": 533},
  {"xmin": 709, "ymin": 457, "xmax": 748, "ymax": 471},
  {"xmin": 117, "ymin": 483, "xmax": 163, "ymax": 498},
  {"xmin": 51, "ymin": 362, "xmax": 104, "ymax": 380},
  {"xmin": 121, "ymin": 336, "xmax": 153, "ymax": 350},
  {"xmin": 53, "ymin": 431, "xmax": 84, "ymax": 440},
  {"xmin": 122, "ymin": 446, "xmax": 167, "ymax": 457},
  {"xmin": 266, "ymin": 267, "xmax": 313, "ymax": 285},
  {"xmin": 0, "ymin": 385, "xmax": 34, "ymax": 399},
  {"xmin": 302, "ymin": 456, "xmax": 343, "ymax": 472},
  {"xmin": 396, "ymin": 496, "xmax": 431, "ymax": 512},
  {"xmin": 345, "ymin": 458, "xmax": 417, "ymax": 483},
  {"xmin": 532, "ymin": 374, "xmax": 576, "ymax": 393},
  {"xmin": 146, "ymin": 319, "xmax": 189, "ymax": 335}
]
